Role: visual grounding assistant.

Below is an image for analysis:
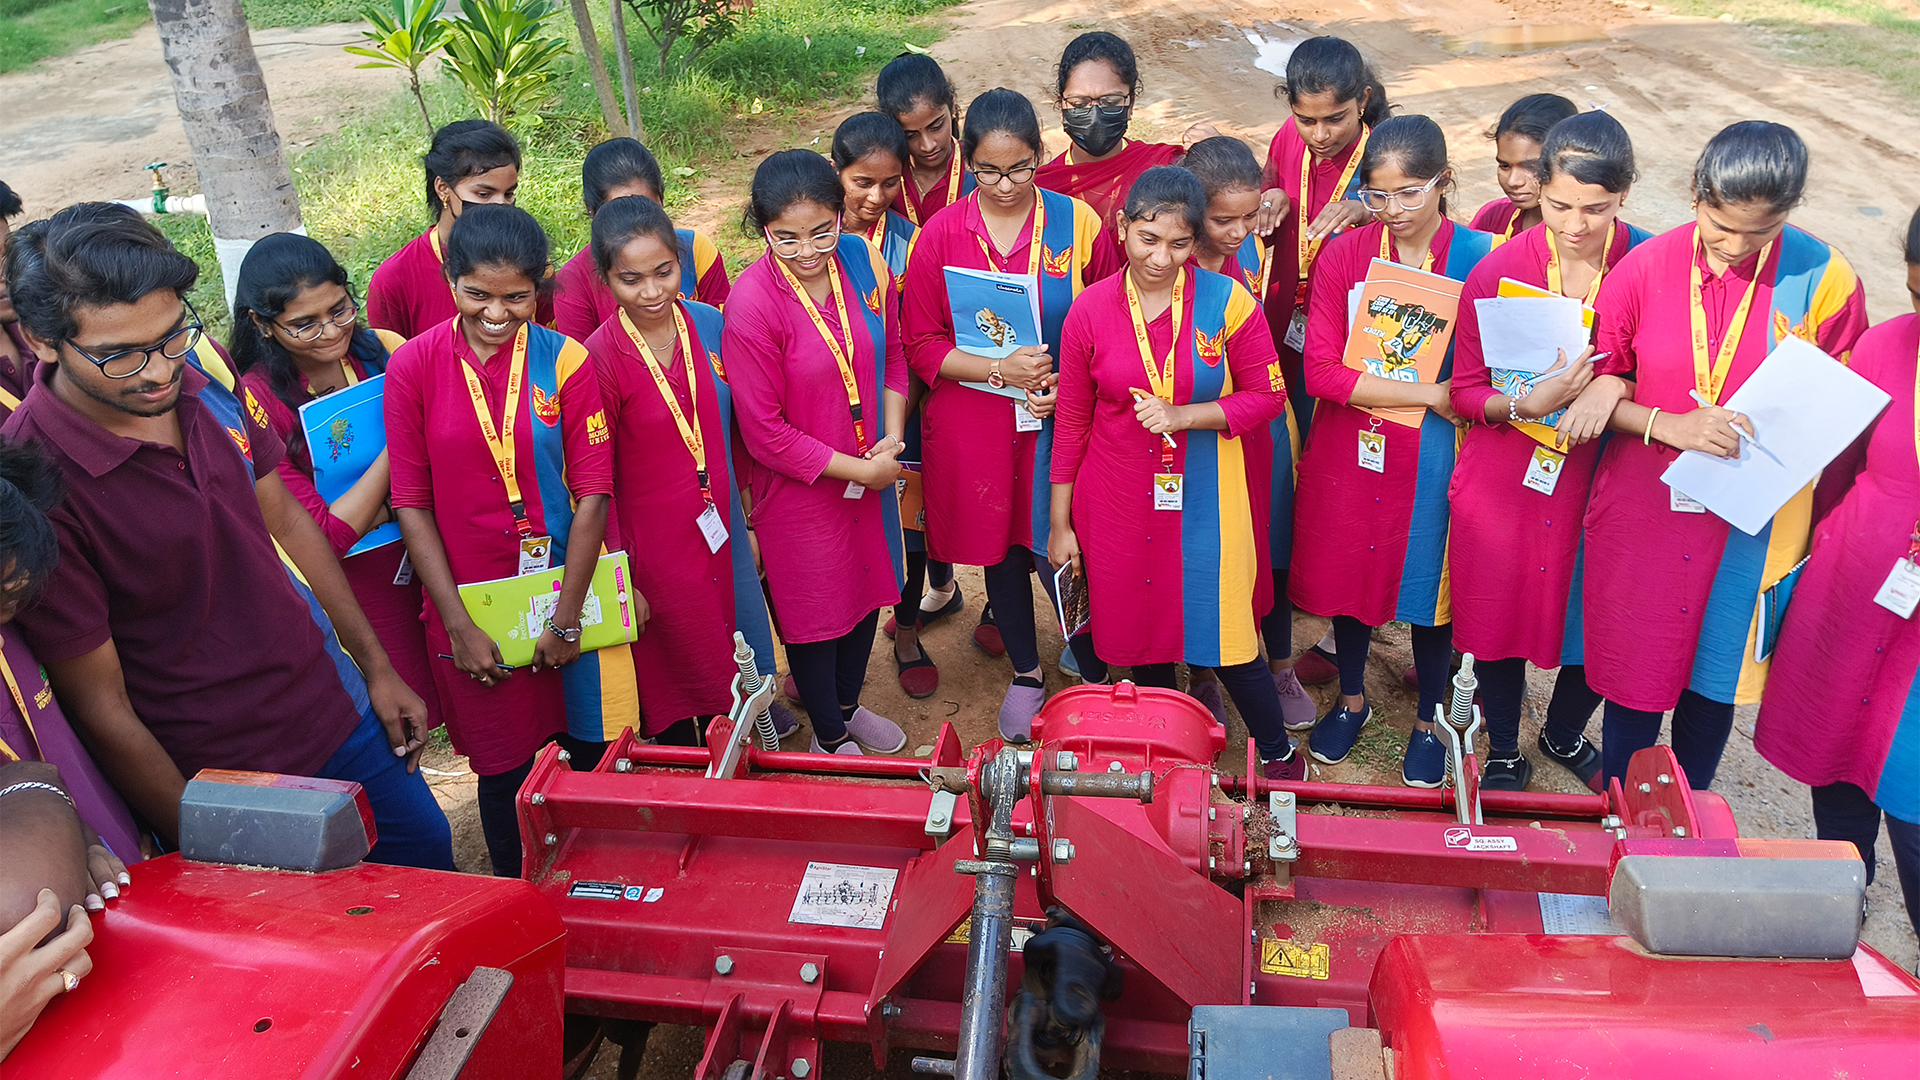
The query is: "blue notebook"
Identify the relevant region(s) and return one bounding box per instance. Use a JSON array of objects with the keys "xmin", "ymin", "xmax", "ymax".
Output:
[
  {"xmin": 299, "ymin": 374, "xmax": 400, "ymax": 556},
  {"xmin": 945, "ymin": 265, "xmax": 1041, "ymax": 400}
]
